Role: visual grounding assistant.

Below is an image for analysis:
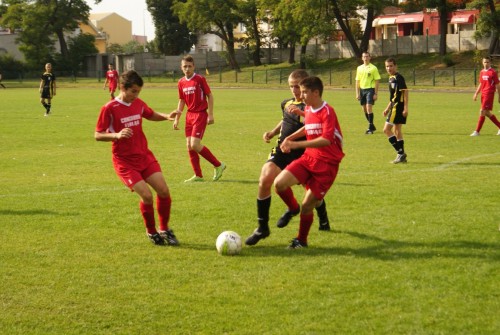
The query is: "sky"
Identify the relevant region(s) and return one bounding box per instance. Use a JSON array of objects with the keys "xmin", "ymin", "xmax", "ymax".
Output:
[{"xmin": 85, "ymin": 0, "xmax": 155, "ymax": 41}]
